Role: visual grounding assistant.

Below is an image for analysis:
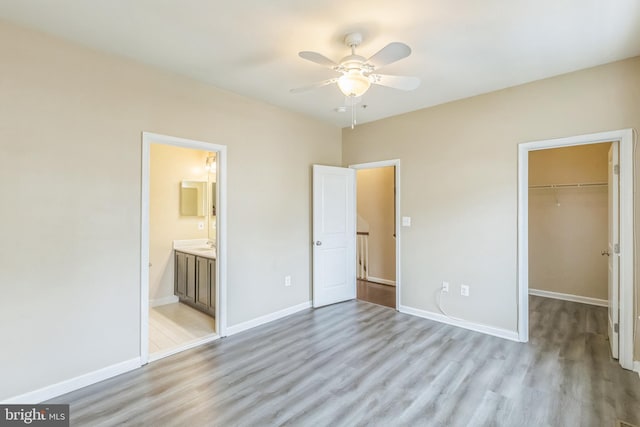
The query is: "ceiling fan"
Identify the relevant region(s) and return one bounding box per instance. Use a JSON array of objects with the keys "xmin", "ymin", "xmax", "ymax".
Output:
[{"xmin": 291, "ymin": 32, "xmax": 420, "ymax": 99}]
